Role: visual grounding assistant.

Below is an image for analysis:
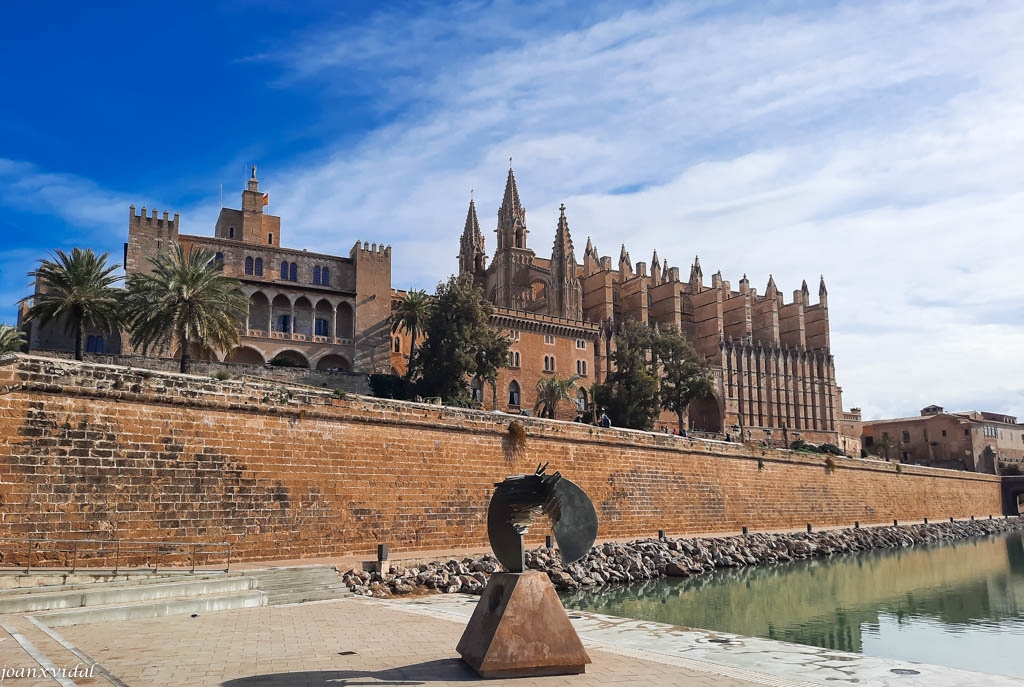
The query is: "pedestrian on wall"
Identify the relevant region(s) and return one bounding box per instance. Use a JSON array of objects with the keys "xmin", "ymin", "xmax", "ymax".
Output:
[{"xmin": 599, "ymin": 409, "xmax": 611, "ymax": 428}]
